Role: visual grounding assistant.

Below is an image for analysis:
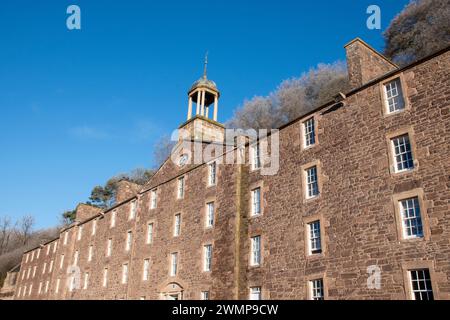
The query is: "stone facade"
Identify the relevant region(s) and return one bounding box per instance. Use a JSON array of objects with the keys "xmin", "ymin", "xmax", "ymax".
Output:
[{"xmin": 12, "ymin": 39, "xmax": 450, "ymax": 300}]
